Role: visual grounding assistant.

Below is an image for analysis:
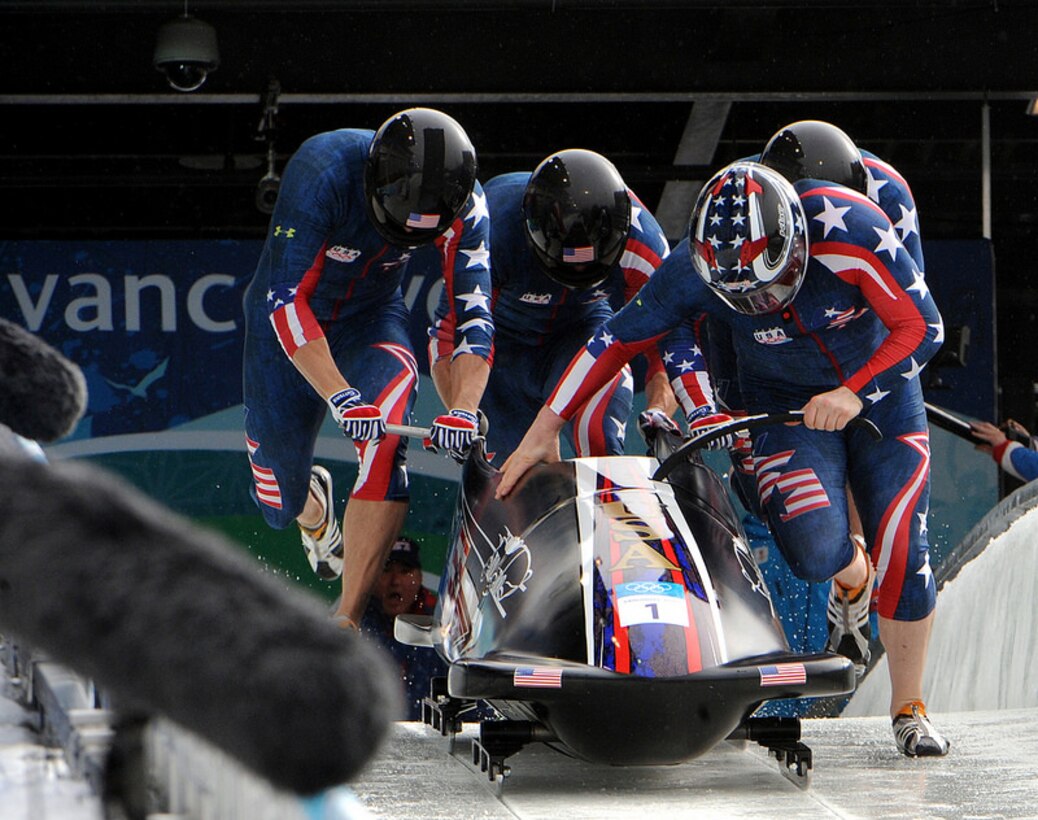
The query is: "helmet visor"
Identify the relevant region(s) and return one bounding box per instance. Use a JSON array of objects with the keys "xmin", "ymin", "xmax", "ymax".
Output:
[{"xmin": 708, "ymin": 246, "xmax": 806, "ymax": 315}]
